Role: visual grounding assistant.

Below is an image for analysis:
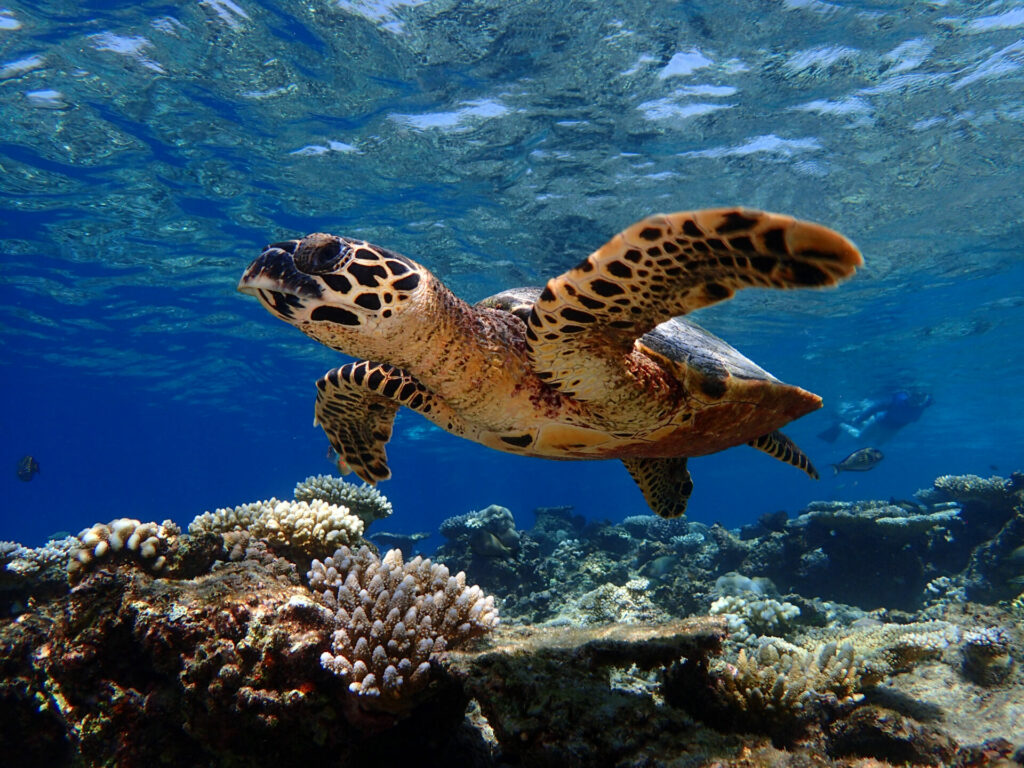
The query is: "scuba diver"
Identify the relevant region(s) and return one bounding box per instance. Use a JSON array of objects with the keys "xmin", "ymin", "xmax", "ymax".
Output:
[{"xmin": 818, "ymin": 389, "xmax": 933, "ymax": 444}]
